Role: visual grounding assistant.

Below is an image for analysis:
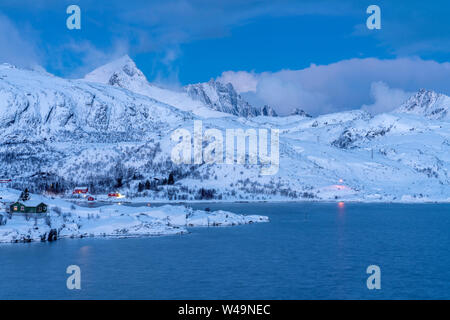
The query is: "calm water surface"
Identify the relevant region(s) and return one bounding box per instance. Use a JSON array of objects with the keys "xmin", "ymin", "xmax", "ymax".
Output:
[{"xmin": 1, "ymin": 202, "xmax": 449, "ymax": 299}]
